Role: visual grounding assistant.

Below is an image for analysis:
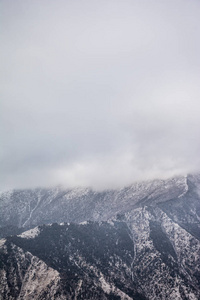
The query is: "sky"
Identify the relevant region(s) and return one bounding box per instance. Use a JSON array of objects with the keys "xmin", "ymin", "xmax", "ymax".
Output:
[{"xmin": 1, "ymin": 0, "xmax": 200, "ymax": 190}]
